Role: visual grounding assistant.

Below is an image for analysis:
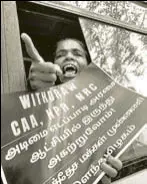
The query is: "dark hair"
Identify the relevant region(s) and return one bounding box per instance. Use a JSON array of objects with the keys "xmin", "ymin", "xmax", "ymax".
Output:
[{"xmin": 53, "ymin": 37, "xmax": 91, "ymax": 64}]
